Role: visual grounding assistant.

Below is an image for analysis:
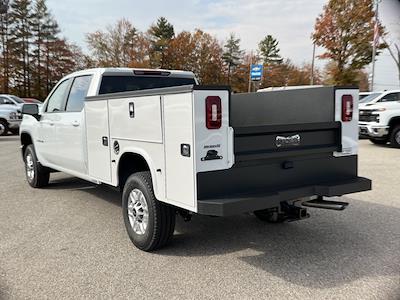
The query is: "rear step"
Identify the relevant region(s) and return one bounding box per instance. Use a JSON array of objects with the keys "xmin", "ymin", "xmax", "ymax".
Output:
[{"xmin": 302, "ymin": 197, "xmax": 349, "ymax": 211}]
